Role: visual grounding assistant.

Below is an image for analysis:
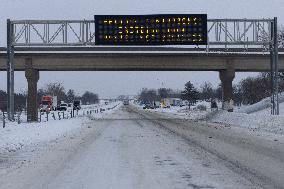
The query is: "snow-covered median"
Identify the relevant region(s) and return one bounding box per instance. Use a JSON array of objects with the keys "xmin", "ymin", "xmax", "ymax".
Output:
[{"xmin": 135, "ymin": 102, "xmax": 284, "ymax": 136}]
